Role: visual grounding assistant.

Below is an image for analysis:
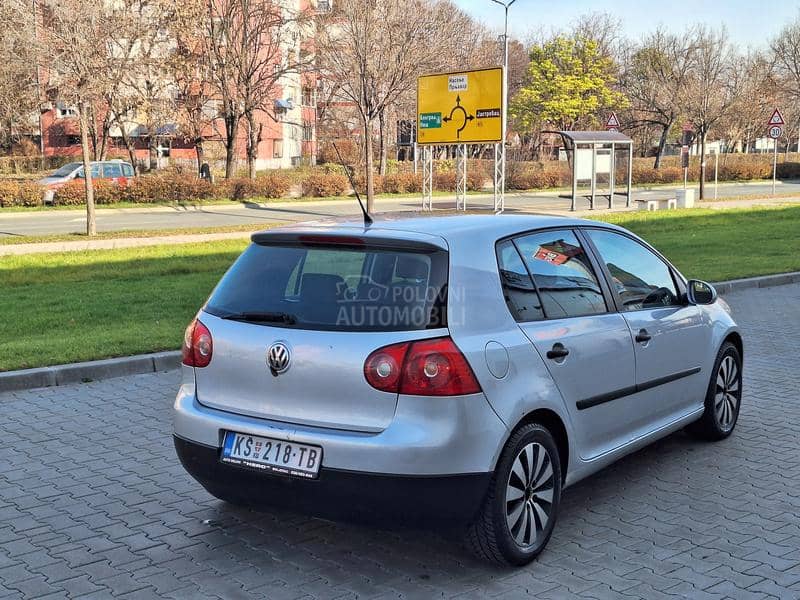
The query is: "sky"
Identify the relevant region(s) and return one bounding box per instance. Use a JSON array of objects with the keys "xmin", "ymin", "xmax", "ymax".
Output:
[{"xmin": 453, "ymin": 0, "xmax": 799, "ymax": 48}]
